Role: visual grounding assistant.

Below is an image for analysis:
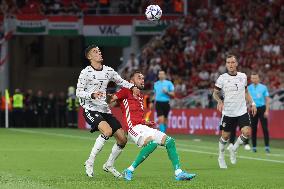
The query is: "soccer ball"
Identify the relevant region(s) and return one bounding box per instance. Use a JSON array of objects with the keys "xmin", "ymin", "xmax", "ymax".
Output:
[{"xmin": 145, "ymin": 5, "xmax": 162, "ymax": 21}]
